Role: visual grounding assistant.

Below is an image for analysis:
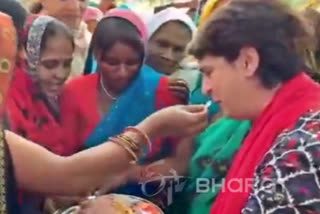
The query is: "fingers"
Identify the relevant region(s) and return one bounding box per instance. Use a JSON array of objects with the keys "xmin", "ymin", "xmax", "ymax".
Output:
[
  {"xmin": 169, "ymin": 85, "xmax": 189, "ymax": 94},
  {"xmin": 185, "ymin": 119, "xmax": 208, "ymax": 136},
  {"xmin": 169, "ymin": 79, "xmax": 190, "ymax": 104},
  {"xmin": 169, "ymin": 84, "xmax": 189, "ymax": 93},
  {"xmin": 168, "ymin": 78, "xmax": 188, "ymax": 87},
  {"xmin": 192, "ymin": 107, "xmax": 208, "ymax": 123},
  {"xmin": 182, "ymin": 105, "xmax": 207, "ymax": 113},
  {"xmin": 169, "ymin": 80, "xmax": 189, "ymax": 93},
  {"xmin": 183, "ymin": 106, "xmax": 208, "ymax": 136},
  {"xmin": 79, "ymin": 200, "xmax": 90, "ymax": 213},
  {"xmin": 169, "ymin": 87, "xmax": 189, "ymax": 104}
]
